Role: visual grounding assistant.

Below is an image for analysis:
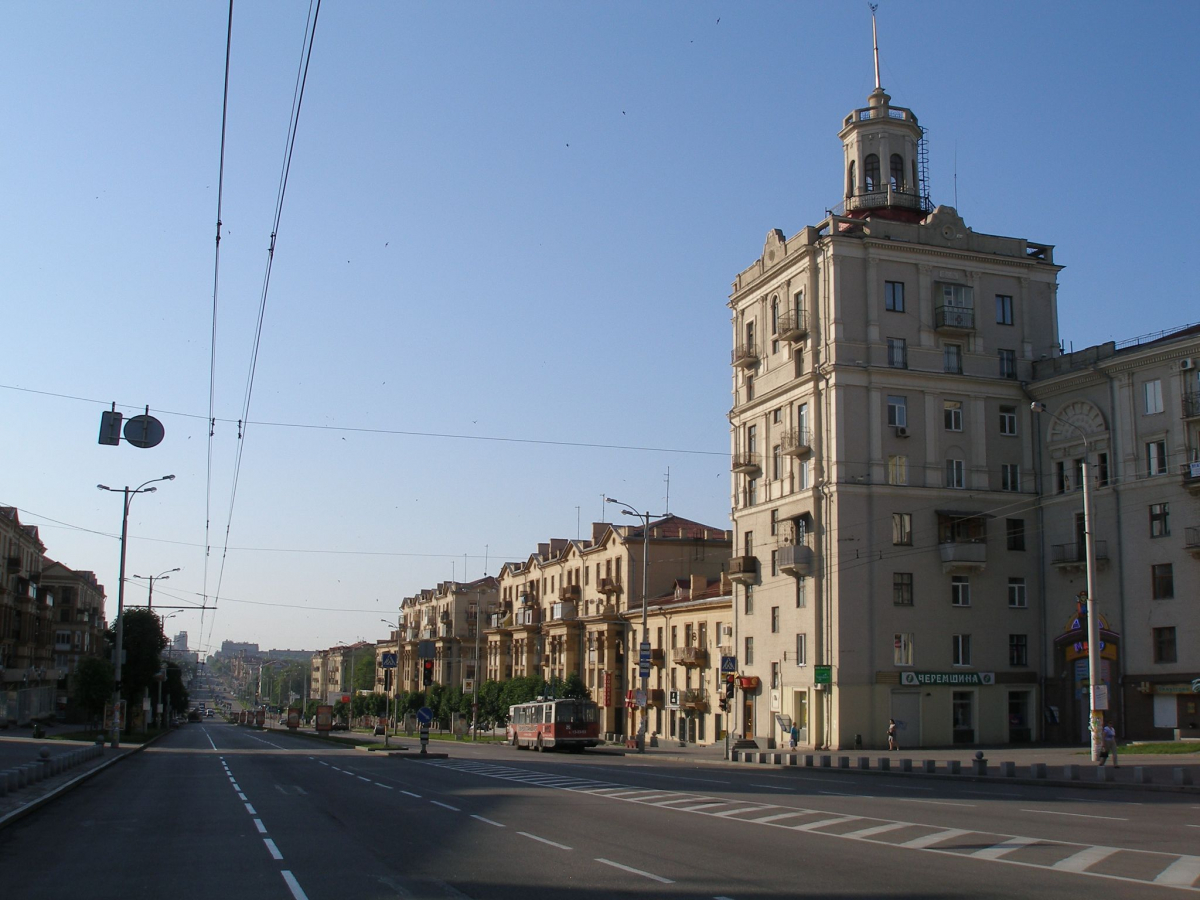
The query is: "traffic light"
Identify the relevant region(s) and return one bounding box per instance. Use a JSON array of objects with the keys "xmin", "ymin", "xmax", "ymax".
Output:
[
  {"xmin": 718, "ymin": 697, "xmax": 728, "ymax": 713},
  {"xmin": 422, "ymin": 659, "xmax": 434, "ymax": 686},
  {"xmin": 724, "ymin": 673, "xmax": 735, "ymax": 699}
]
